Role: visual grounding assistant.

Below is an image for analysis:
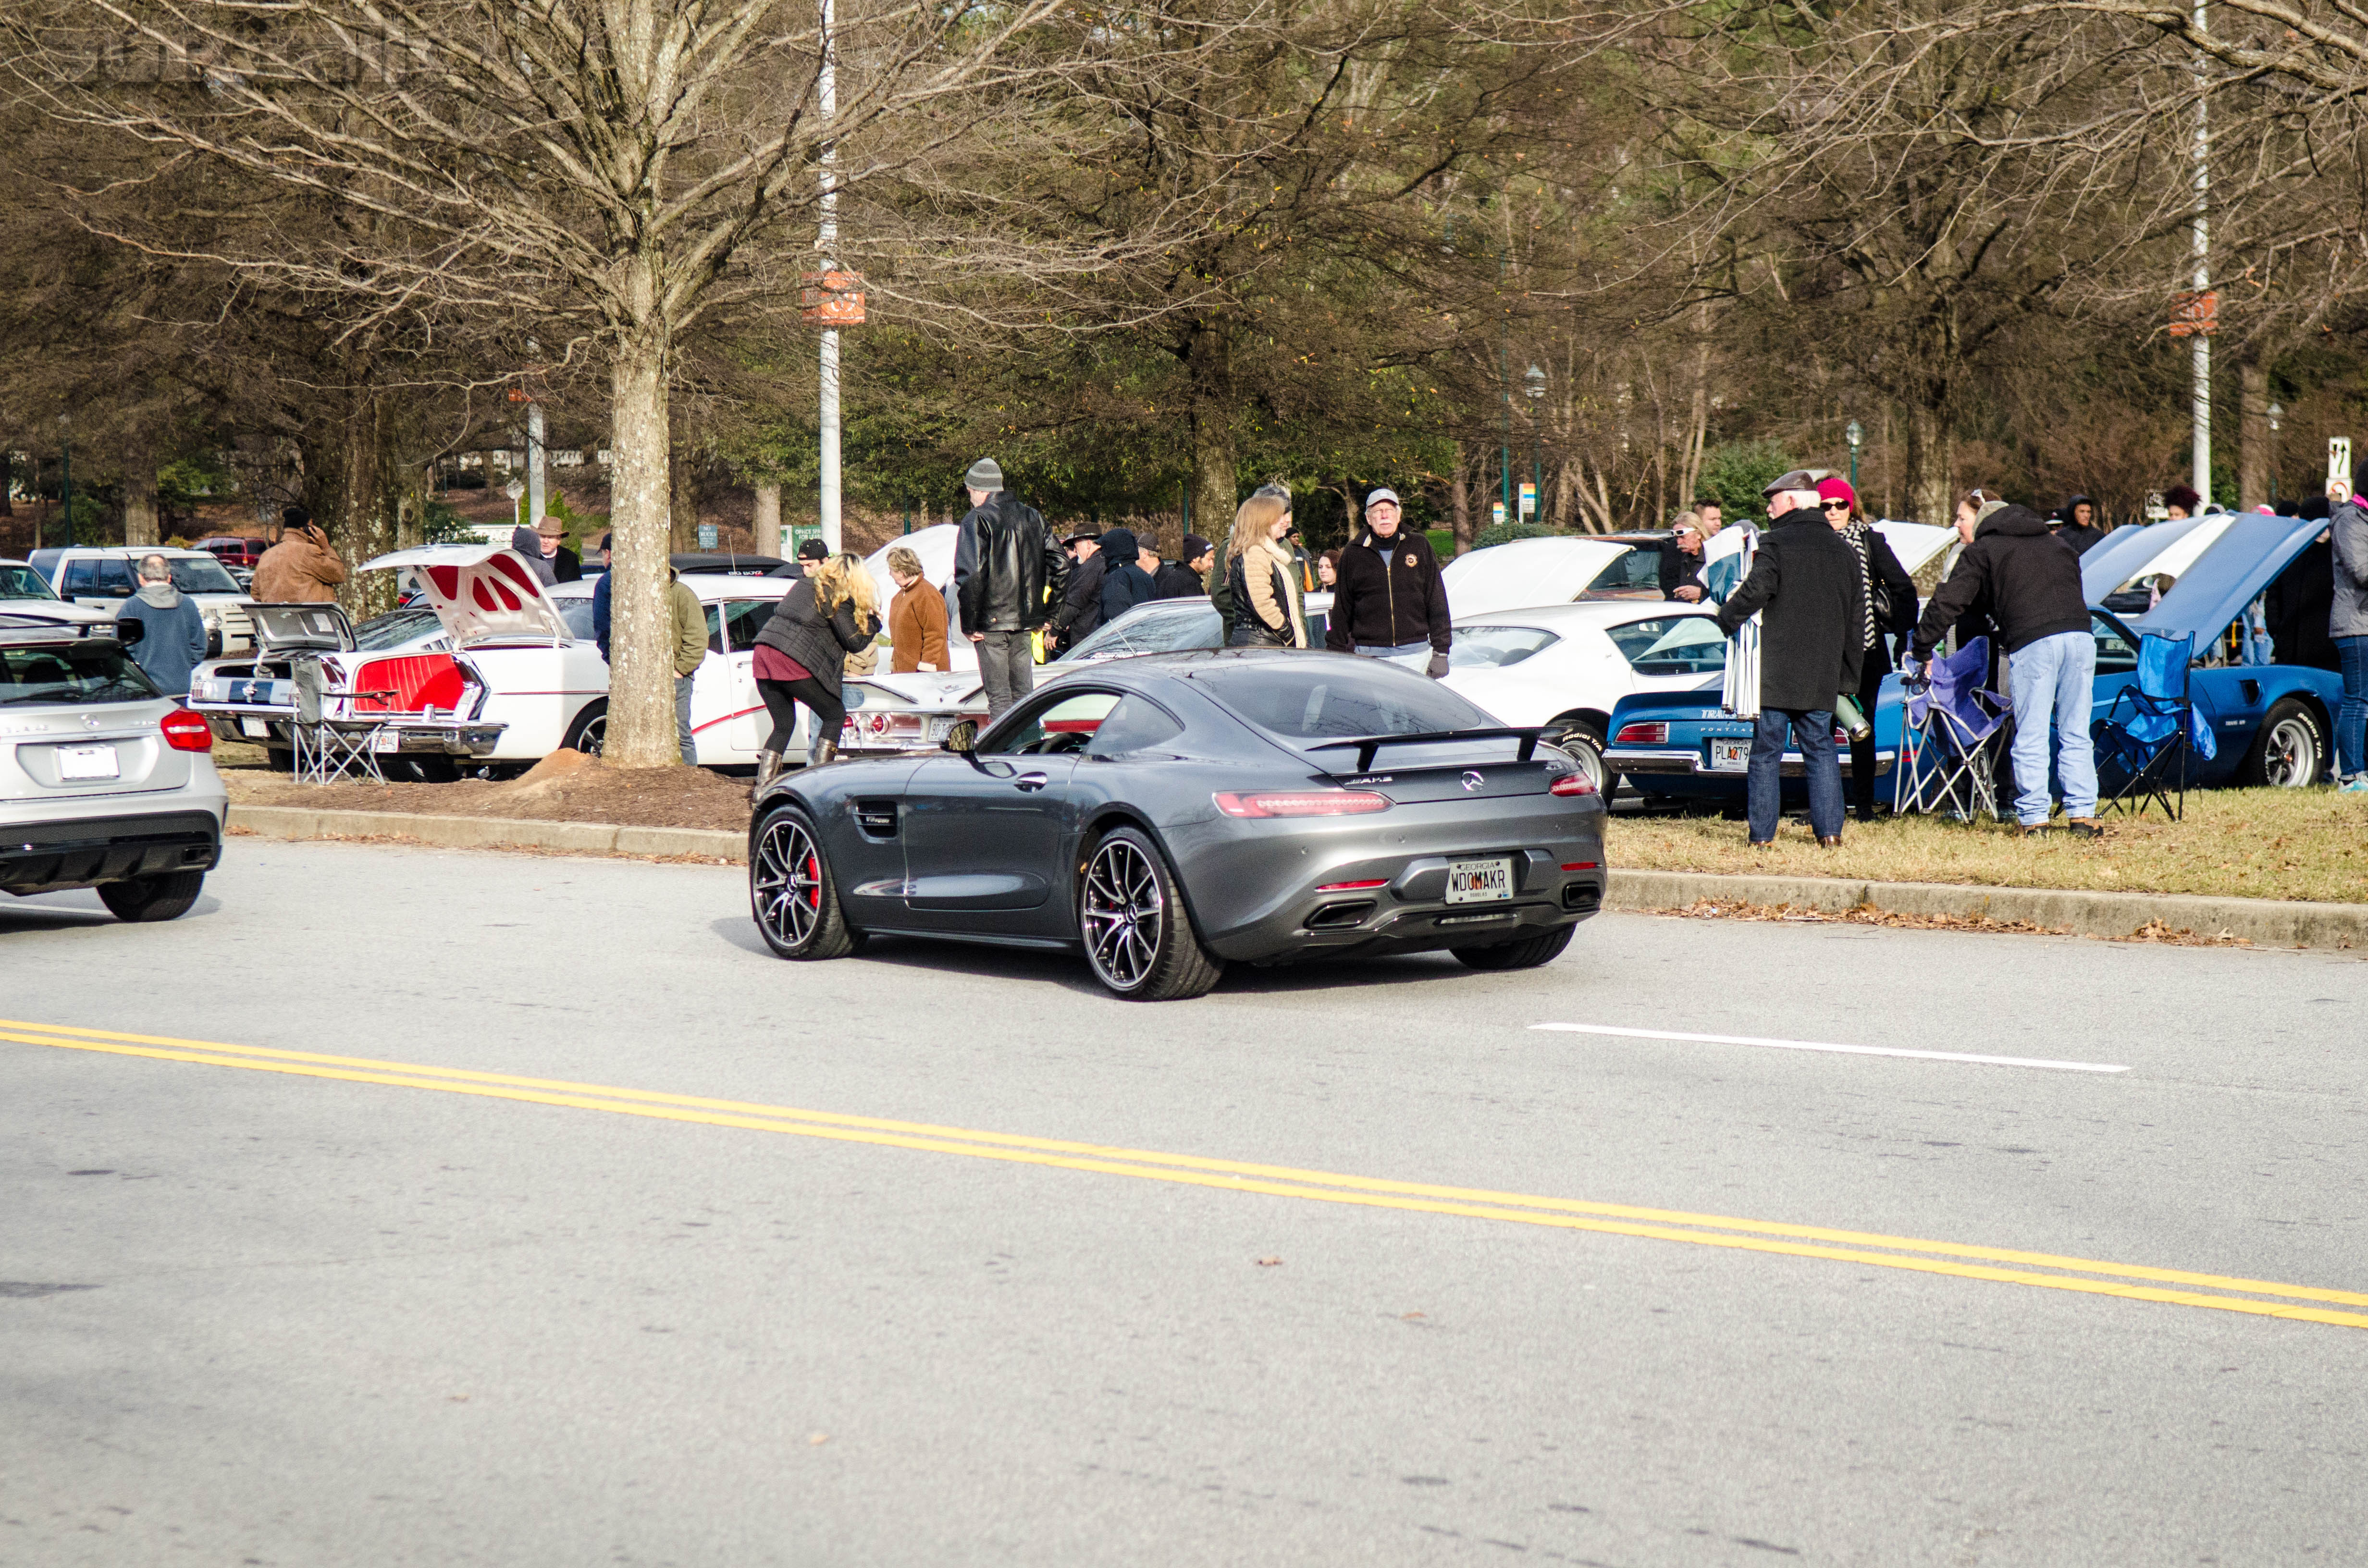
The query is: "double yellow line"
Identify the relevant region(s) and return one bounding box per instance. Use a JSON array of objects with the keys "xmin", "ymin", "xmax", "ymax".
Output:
[{"xmin": 10, "ymin": 1015, "xmax": 2367, "ymax": 1333}]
